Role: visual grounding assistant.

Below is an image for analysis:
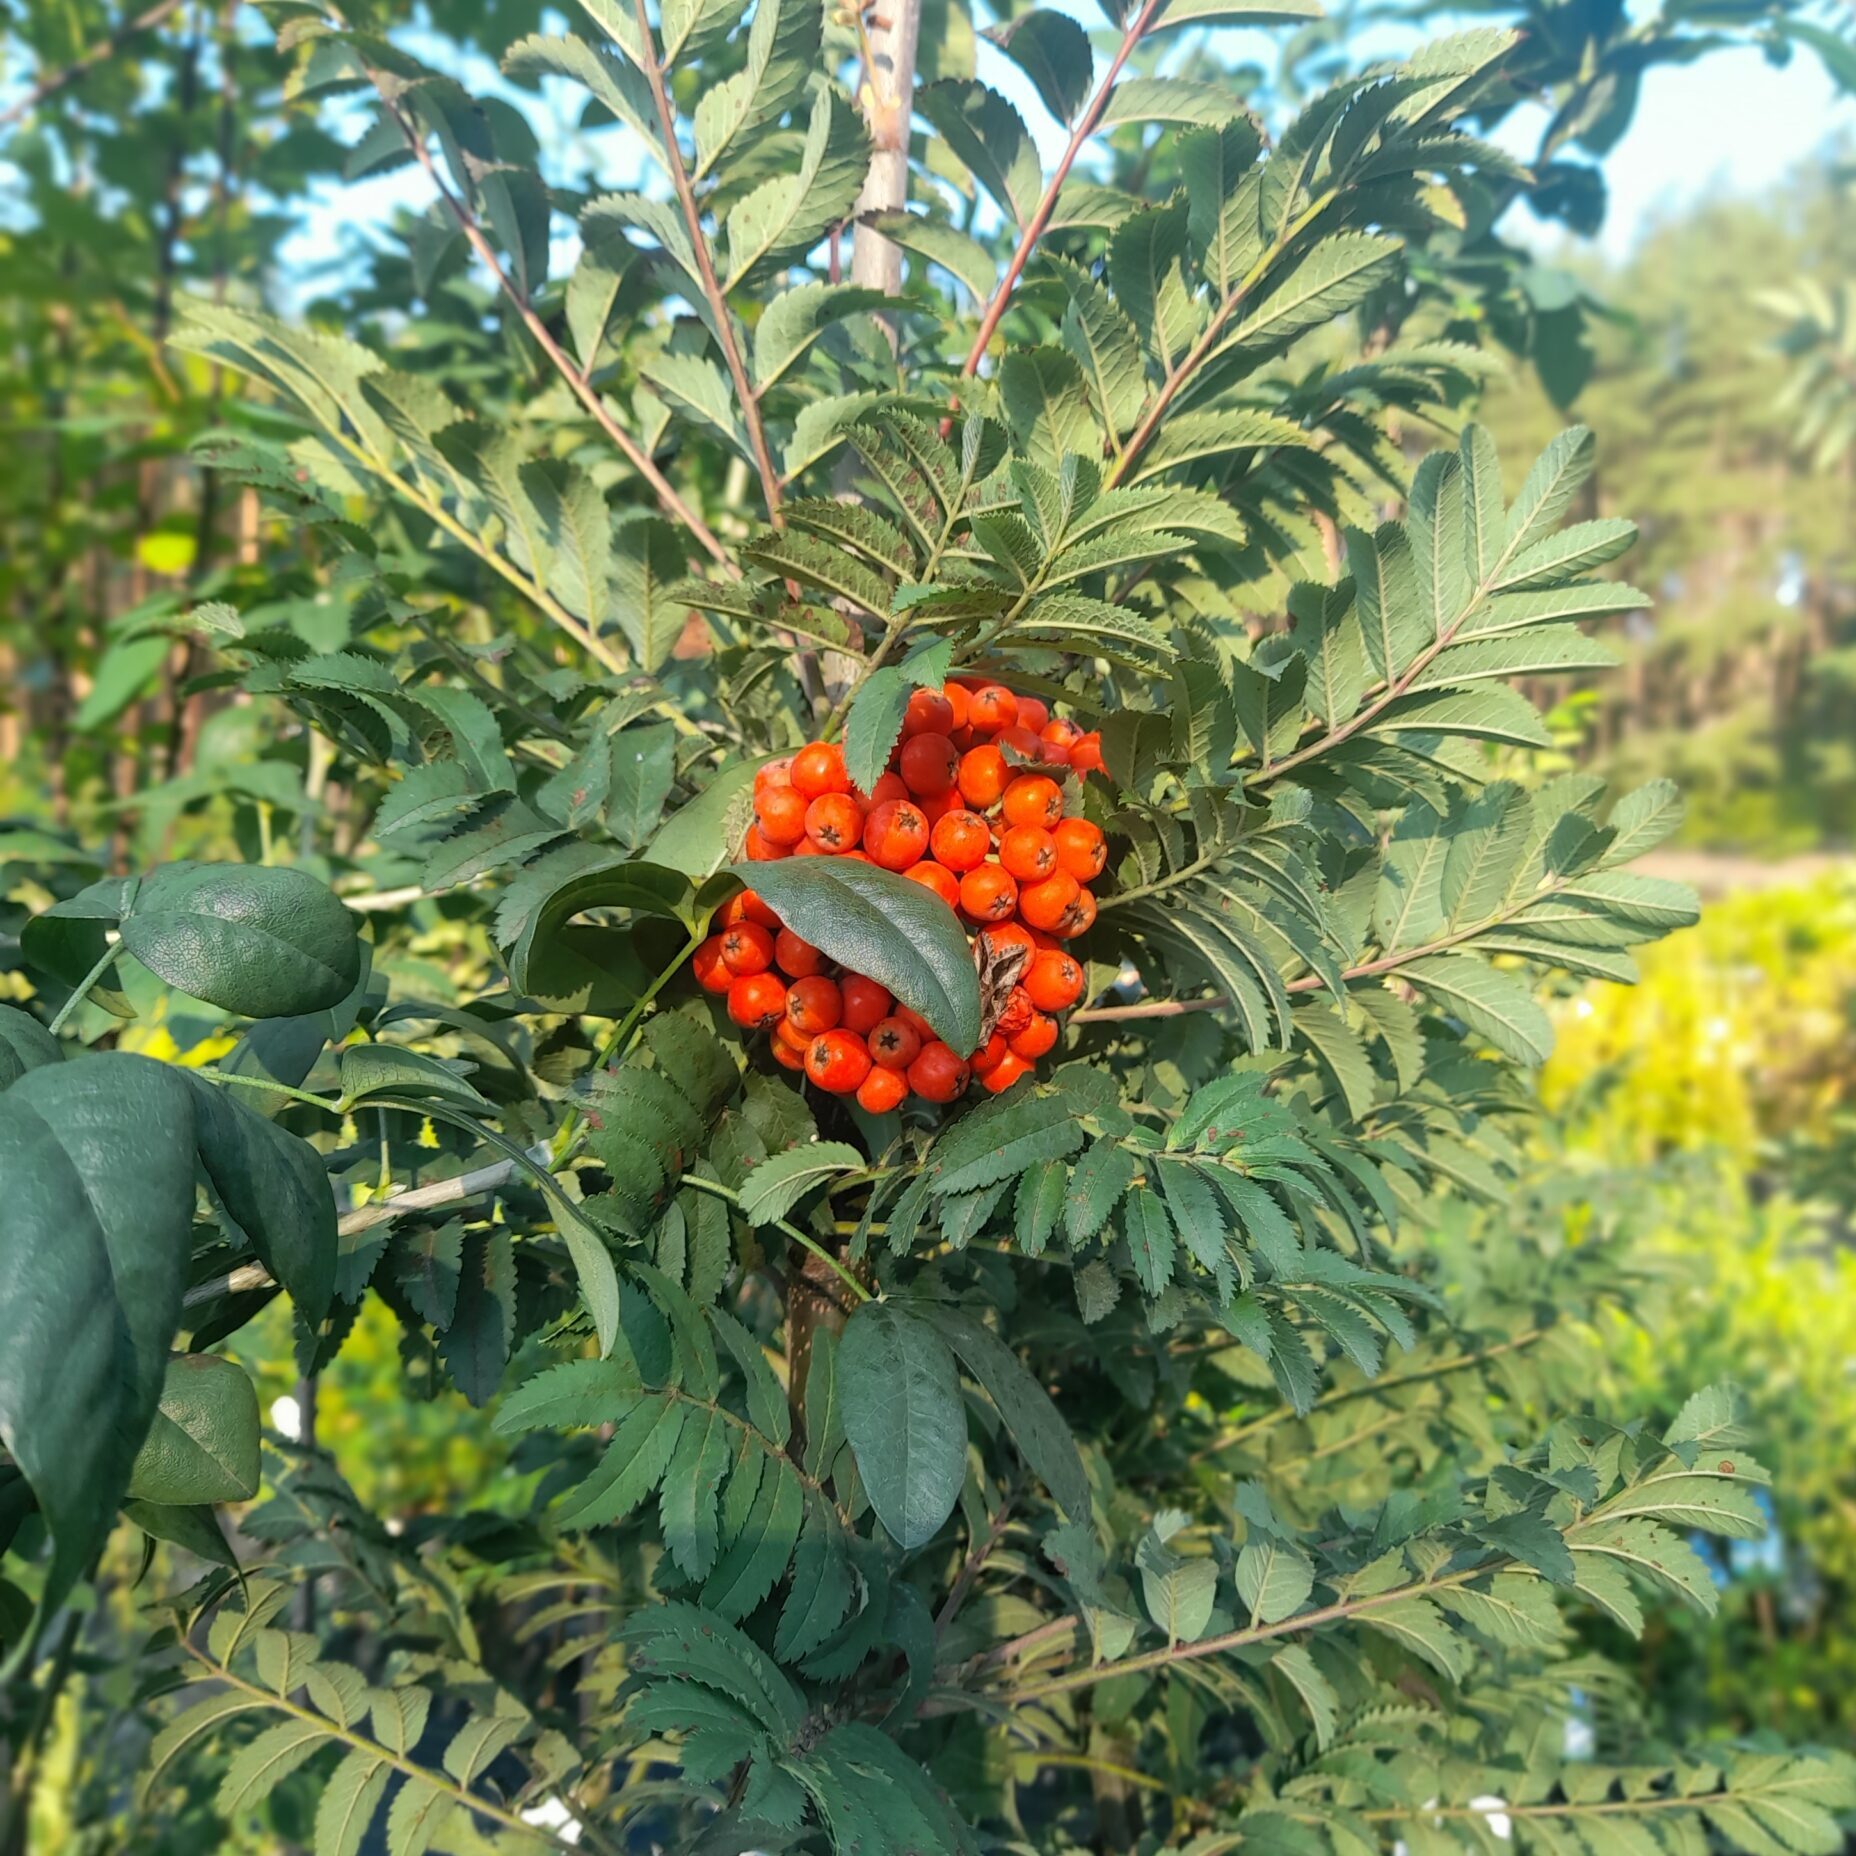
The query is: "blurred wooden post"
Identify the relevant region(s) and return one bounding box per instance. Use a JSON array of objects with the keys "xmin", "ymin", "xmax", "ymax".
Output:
[{"xmin": 850, "ymin": 0, "xmax": 922, "ymax": 316}]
